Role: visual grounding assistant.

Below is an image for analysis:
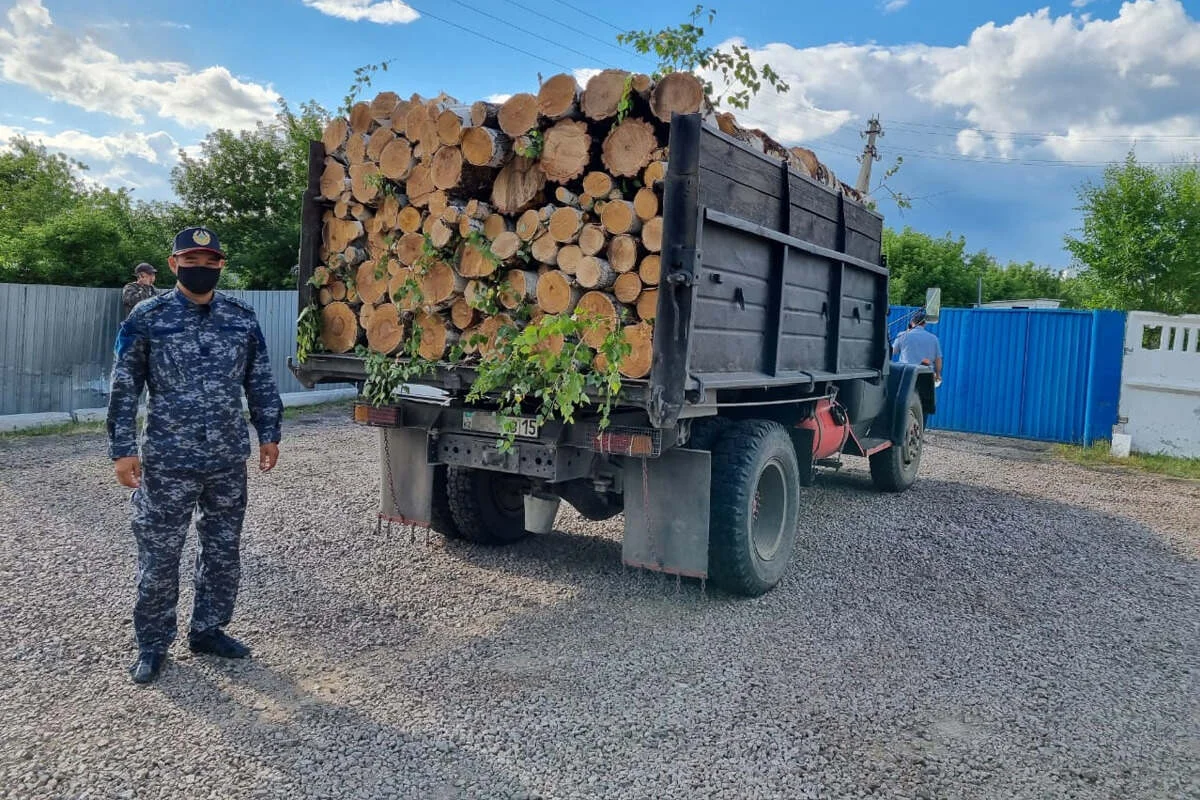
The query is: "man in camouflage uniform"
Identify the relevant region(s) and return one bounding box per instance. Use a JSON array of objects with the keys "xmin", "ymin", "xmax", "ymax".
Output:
[
  {"xmin": 122, "ymin": 263, "xmax": 159, "ymax": 319},
  {"xmin": 107, "ymin": 226, "xmax": 283, "ymax": 685}
]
